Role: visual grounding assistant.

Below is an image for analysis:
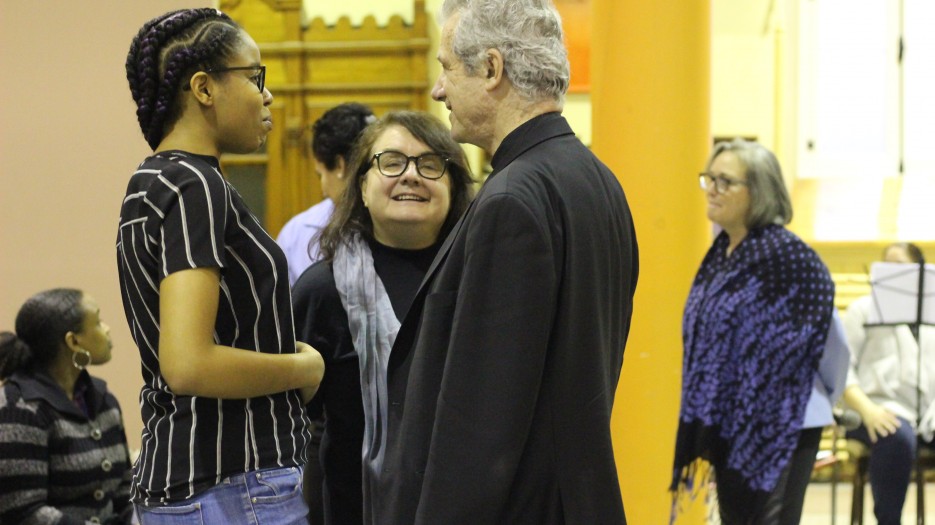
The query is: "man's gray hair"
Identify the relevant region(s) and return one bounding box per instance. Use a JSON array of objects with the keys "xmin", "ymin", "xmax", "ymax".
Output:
[
  {"xmin": 440, "ymin": 0, "xmax": 570, "ymax": 103},
  {"xmin": 707, "ymin": 138, "xmax": 794, "ymax": 229}
]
